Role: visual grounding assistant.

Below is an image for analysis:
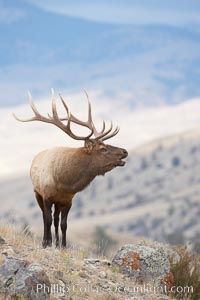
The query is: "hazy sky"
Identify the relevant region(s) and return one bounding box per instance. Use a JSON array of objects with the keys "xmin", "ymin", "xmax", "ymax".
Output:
[
  {"xmin": 0, "ymin": 0, "xmax": 199, "ymax": 107},
  {"xmin": 25, "ymin": 0, "xmax": 200, "ymax": 26}
]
